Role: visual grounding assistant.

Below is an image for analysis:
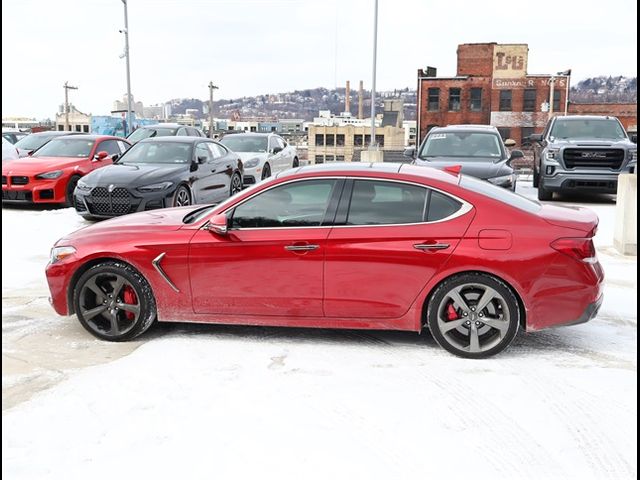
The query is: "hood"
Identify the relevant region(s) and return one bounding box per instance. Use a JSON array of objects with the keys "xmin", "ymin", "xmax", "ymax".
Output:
[
  {"xmin": 415, "ymin": 157, "xmax": 510, "ymax": 179},
  {"xmin": 57, "ymin": 206, "xmax": 196, "ymax": 245},
  {"xmin": 82, "ymin": 163, "xmax": 188, "ymax": 187},
  {"xmin": 236, "ymin": 152, "xmax": 268, "ymax": 163},
  {"xmin": 2, "ymin": 156, "xmax": 88, "ymax": 175},
  {"xmin": 550, "ymin": 138, "xmax": 634, "ymax": 148}
]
